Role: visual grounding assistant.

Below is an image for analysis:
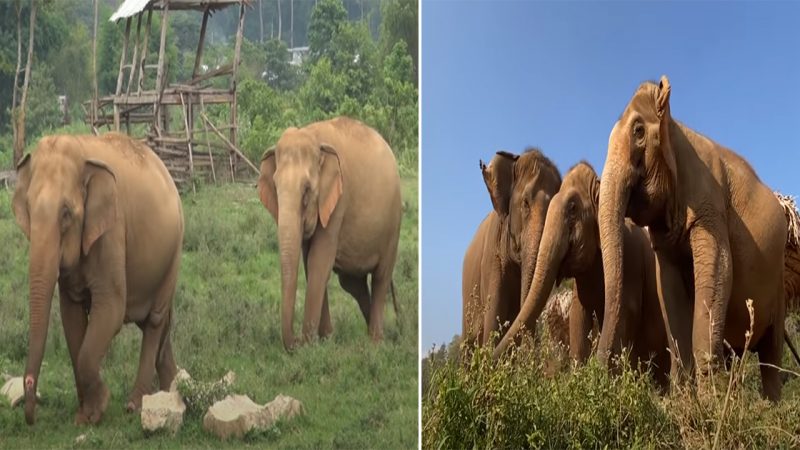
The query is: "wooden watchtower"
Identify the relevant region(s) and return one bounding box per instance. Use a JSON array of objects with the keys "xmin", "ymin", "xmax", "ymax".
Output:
[{"xmin": 88, "ymin": 0, "xmax": 259, "ymax": 189}]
